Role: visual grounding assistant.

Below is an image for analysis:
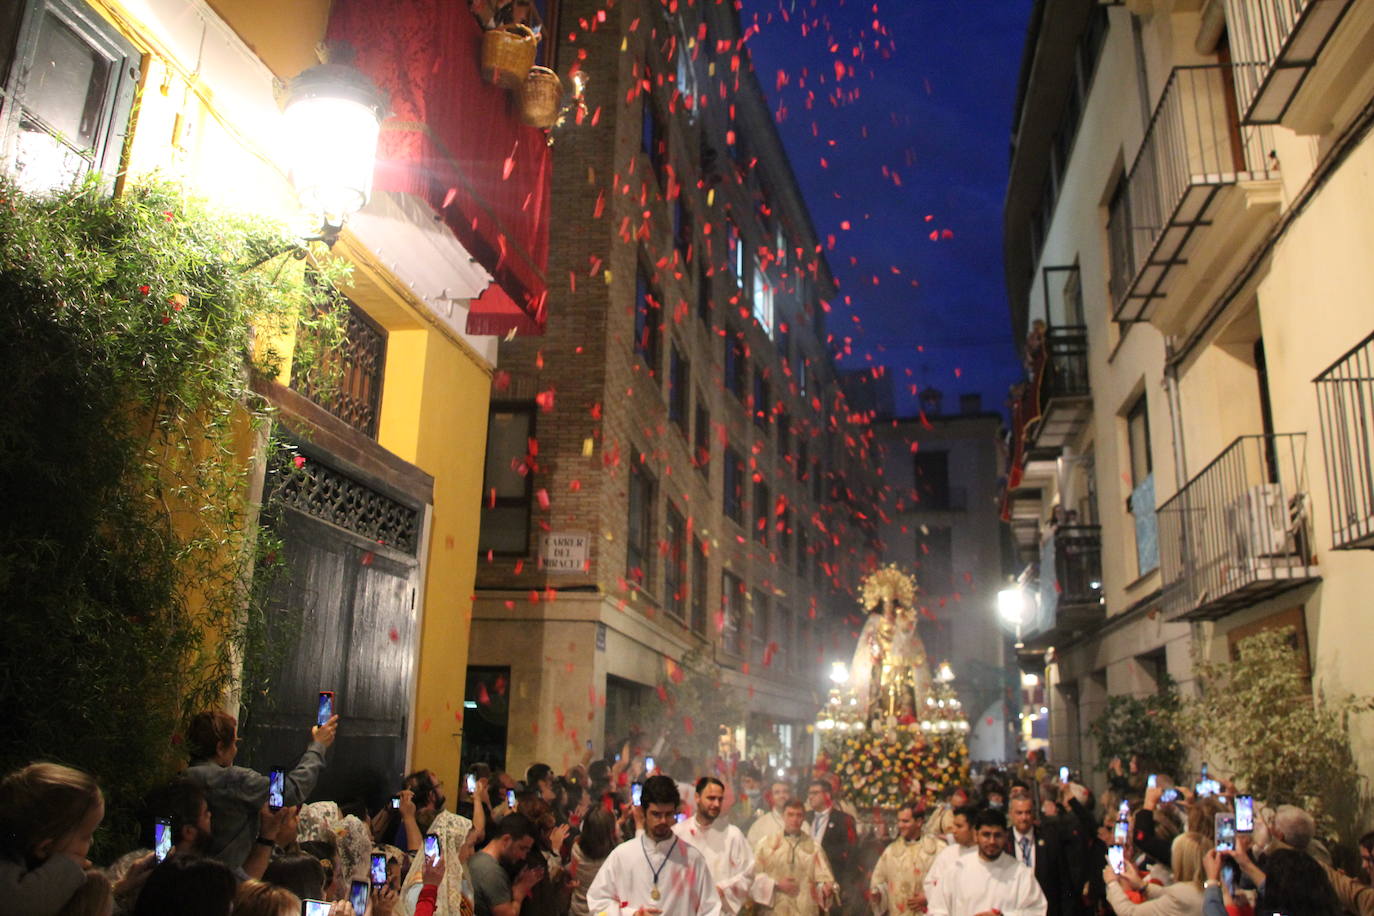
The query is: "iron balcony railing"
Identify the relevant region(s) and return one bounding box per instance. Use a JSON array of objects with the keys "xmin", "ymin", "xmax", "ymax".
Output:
[
  {"xmin": 1108, "ymin": 65, "xmax": 1278, "ymax": 319},
  {"xmin": 1053, "ymin": 525, "xmax": 1104, "ymax": 609},
  {"xmin": 1224, "ymin": 0, "xmax": 1354, "ymax": 124},
  {"xmin": 1314, "ymin": 330, "xmax": 1374, "ymax": 549},
  {"xmin": 291, "ymin": 300, "xmax": 388, "ymax": 439},
  {"xmin": 1042, "ymin": 327, "xmax": 1090, "ymax": 400},
  {"xmin": 1159, "ymin": 433, "xmax": 1318, "ymax": 619}
]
